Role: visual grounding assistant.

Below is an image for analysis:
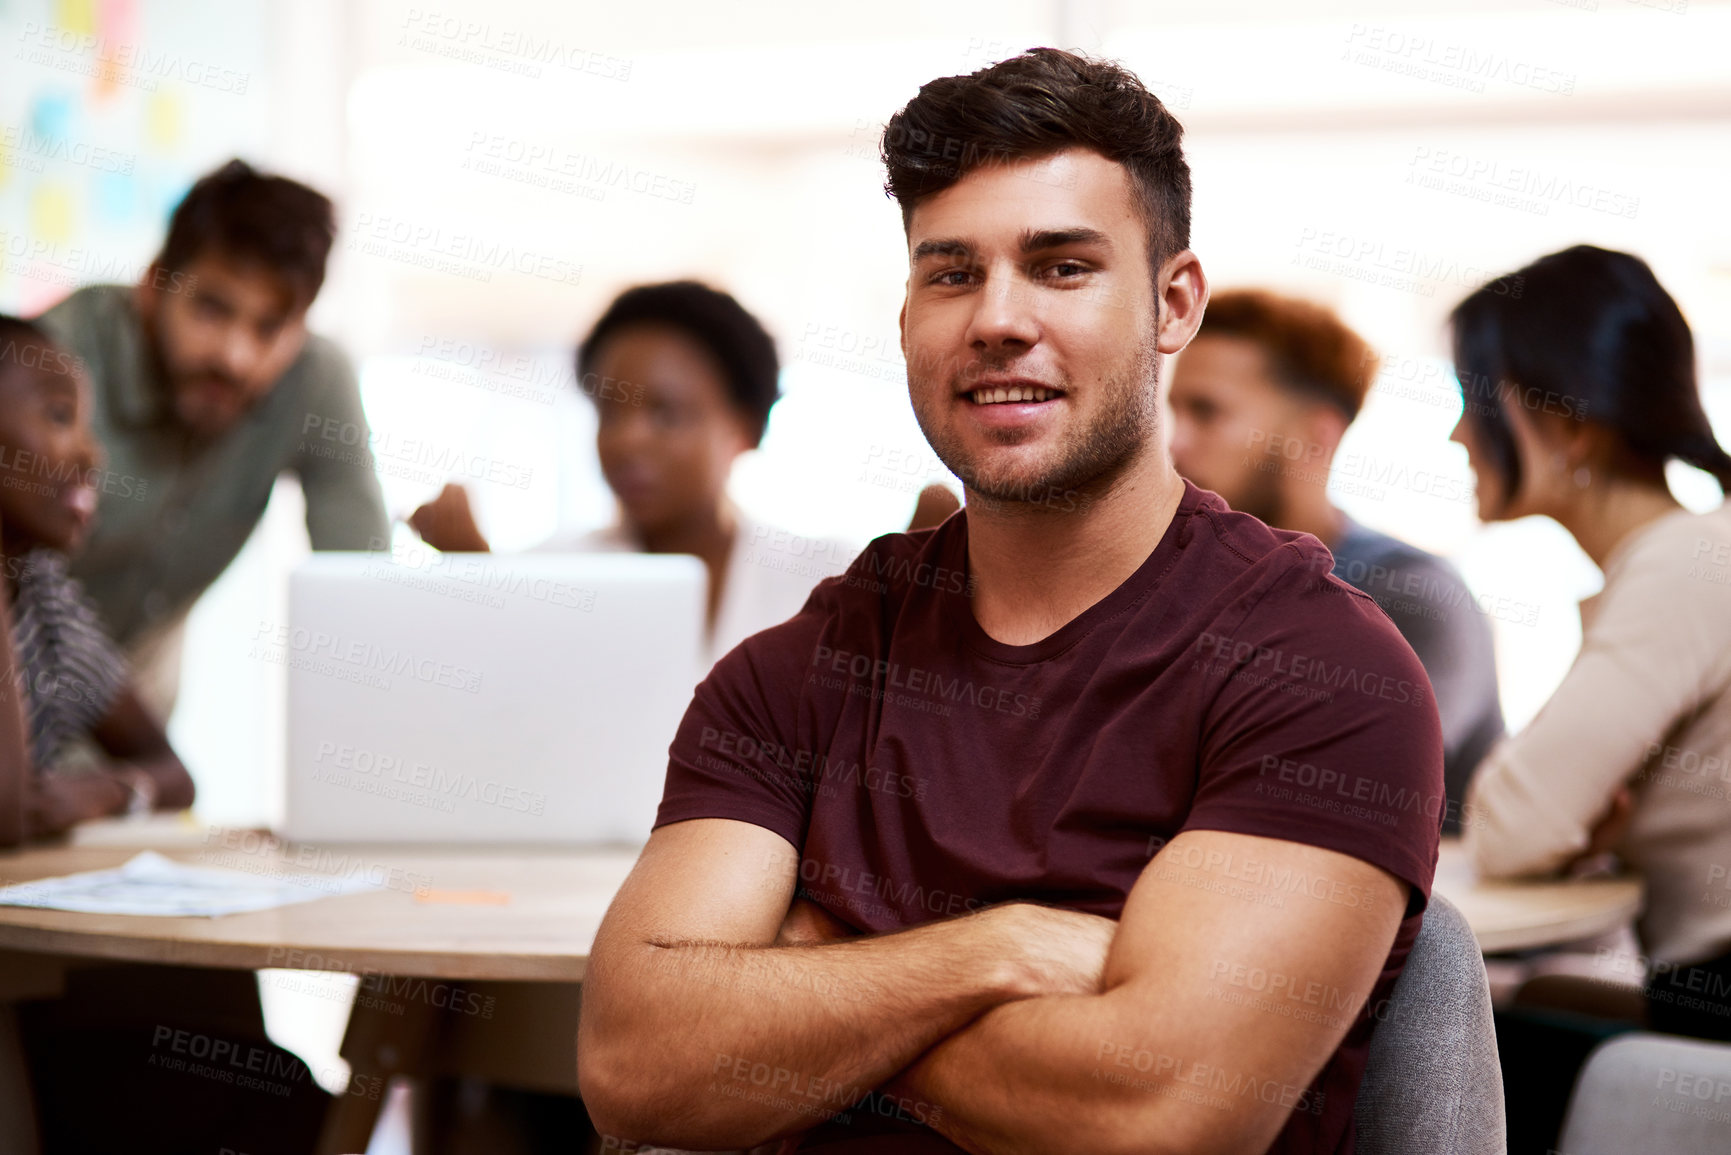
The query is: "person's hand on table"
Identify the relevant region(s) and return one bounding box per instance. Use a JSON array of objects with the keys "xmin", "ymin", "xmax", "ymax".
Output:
[
  {"xmin": 26, "ymin": 772, "xmax": 129, "ymax": 839},
  {"xmin": 1566, "ymin": 785, "xmax": 1634, "ymax": 874},
  {"xmin": 409, "ymin": 482, "xmax": 491, "ymax": 552}
]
